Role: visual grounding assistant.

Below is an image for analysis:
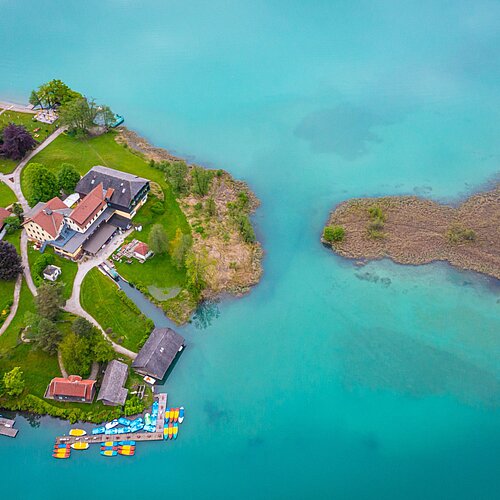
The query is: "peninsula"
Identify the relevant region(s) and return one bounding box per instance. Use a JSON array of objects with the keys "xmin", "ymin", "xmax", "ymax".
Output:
[
  {"xmin": 322, "ymin": 186, "xmax": 500, "ymax": 279},
  {"xmin": 0, "ymin": 79, "xmax": 262, "ymax": 424}
]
